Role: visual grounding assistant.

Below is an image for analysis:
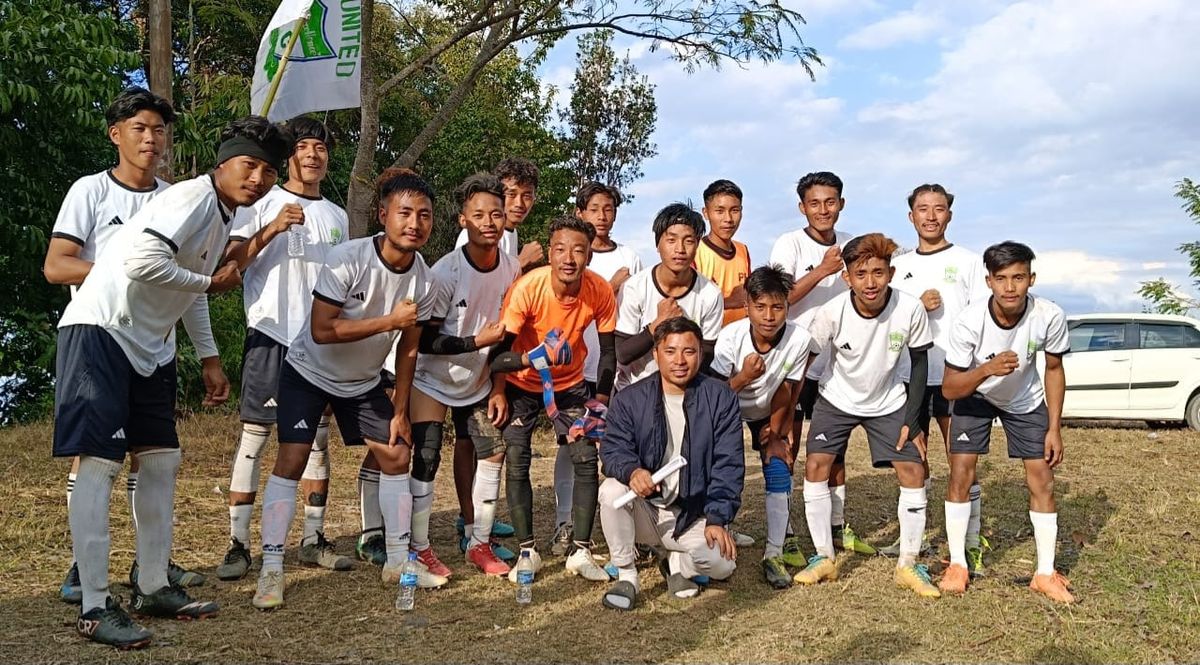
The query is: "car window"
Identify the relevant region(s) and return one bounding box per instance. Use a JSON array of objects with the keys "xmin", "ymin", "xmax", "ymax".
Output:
[
  {"xmin": 1139, "ymin": 323, "xmax": 1200, "ymax": 349},
  {"xmin": 1069, "ymin": 322, "xmax": 1127, "ymax": 352}
]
